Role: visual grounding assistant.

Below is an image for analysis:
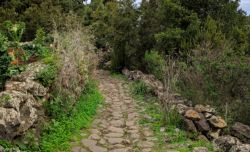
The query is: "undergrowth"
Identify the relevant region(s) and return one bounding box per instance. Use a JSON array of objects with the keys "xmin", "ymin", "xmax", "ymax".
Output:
[
  {"xmin": 130, "ymin": 81, "xmax": 214, "ymax": 152},
  {"xmin": 40, "ymin": 80, "xmax": 103, "ymax": 152}
]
